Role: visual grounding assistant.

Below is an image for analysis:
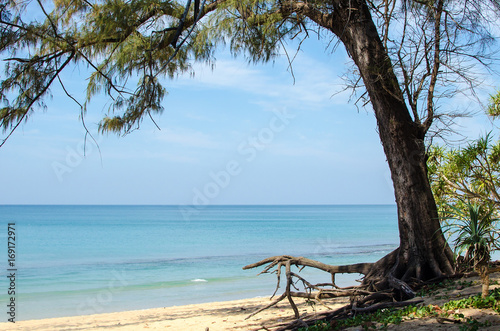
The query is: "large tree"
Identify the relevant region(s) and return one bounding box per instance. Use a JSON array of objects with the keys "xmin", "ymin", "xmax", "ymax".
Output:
[
  {"xmin": 2, "ymin": 0, "xmax": 499, "ymax": 304},
  {"xmin": 428, "ymin": 92, "xmax": 500, "ymax": 215}
]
